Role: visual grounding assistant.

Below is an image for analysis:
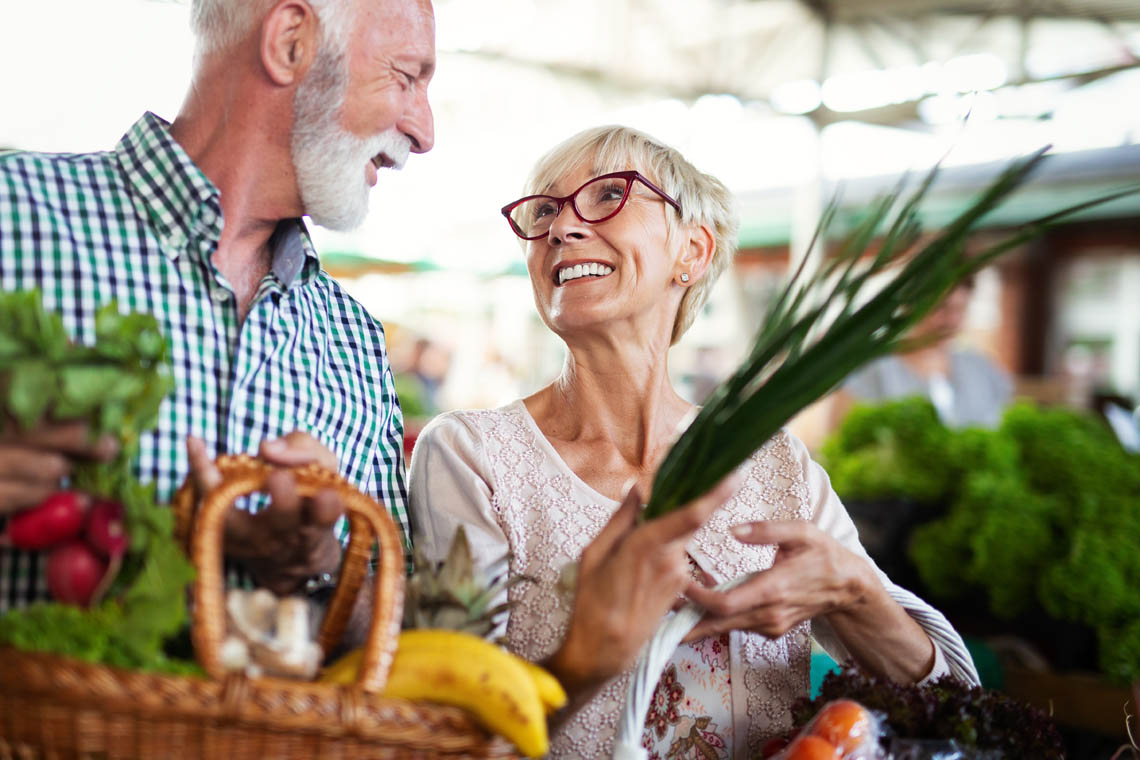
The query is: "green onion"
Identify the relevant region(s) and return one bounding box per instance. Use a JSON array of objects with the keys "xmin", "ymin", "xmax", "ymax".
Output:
[{"xmin": 644, "ymin": 149, "xmax": 1140, "ymax": 519}]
